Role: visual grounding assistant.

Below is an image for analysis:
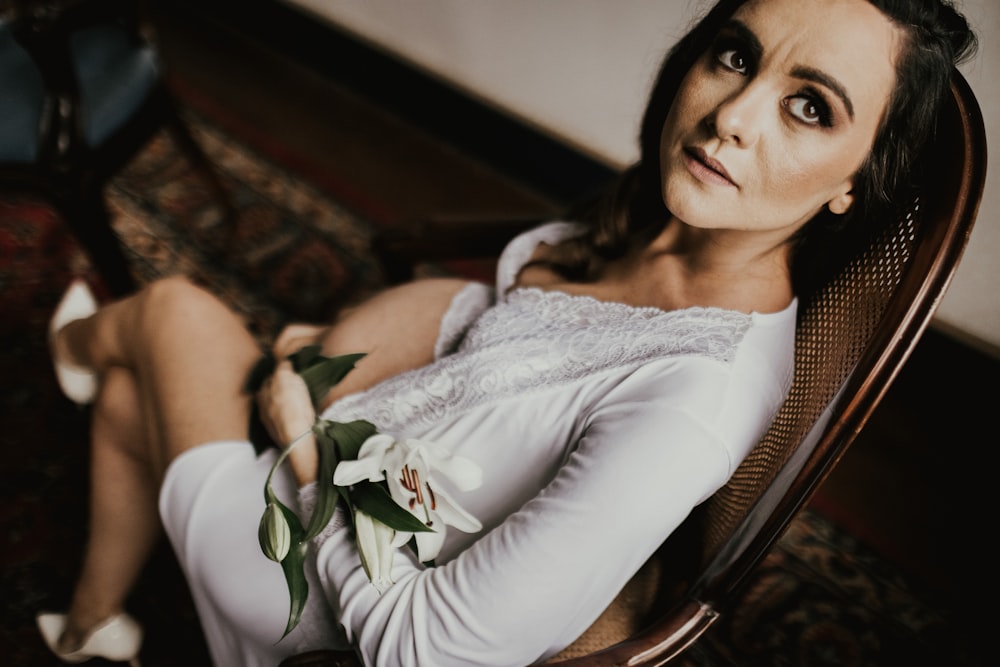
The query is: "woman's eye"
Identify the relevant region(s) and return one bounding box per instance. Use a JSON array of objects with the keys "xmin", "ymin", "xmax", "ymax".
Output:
[
  {"xmin": 786, "ymin": 96, "xmax": 831, "ymax": 127},
  {"xmin": 716, "ymin": 48, "xmax": 749, "ymax": 75}
]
